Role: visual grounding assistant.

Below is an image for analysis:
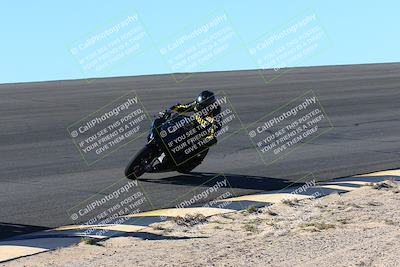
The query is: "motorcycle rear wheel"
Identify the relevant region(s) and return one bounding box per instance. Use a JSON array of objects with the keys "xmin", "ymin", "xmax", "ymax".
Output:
[{"xmin": 177, "ymin": 148, "xmax": 209, "ymax": 173}]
